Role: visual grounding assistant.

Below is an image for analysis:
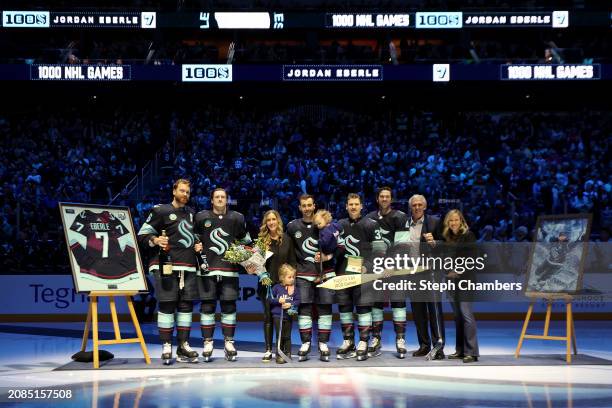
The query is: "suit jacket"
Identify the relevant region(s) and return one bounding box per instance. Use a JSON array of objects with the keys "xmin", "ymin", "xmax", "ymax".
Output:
[
  {"xmin": 418, "ymin": 214, "xmax": 442, "ymax": 257},
  {"xmin": 420, "ymin": 214, "xmax": 441, "ymax": 240}
]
